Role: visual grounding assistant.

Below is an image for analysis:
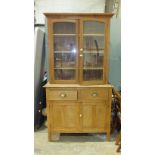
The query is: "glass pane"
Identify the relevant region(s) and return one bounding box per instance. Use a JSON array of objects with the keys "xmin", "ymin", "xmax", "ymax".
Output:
[
  {"xmin": 83, "ymin": 70, "xmax": 103, "ymax": 81},
  {"xmin": 84, "ymin": 21, "xmax": 104, "ymax": 34},
  {"xmin": 83, "ymin": 53, "xmax": 103, "ymax": 68},
  {"xmin": 84, "ymin": 36, "xmax": 104, "ymax": 50},
  {"xmin": 82, "ymin": 21, "xmax": 104, "ymax": 81},
  {"xmin": 53, "ymin": 22, "xmax": 75, "ymax": 34},
  {"xmin": 54, "ymin": 69, "xmax": 75, "ymax": 80},
  {"xmin": 54, "ymin": 53, "xmax": 76, "ymax": 68},
  {"xmin": 53, "ymin": 22, "xmax": 77, "ymax": 81},
  {"xmin": 54, "ymin": 36, "xmax": 76, "ymax": 51}
]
